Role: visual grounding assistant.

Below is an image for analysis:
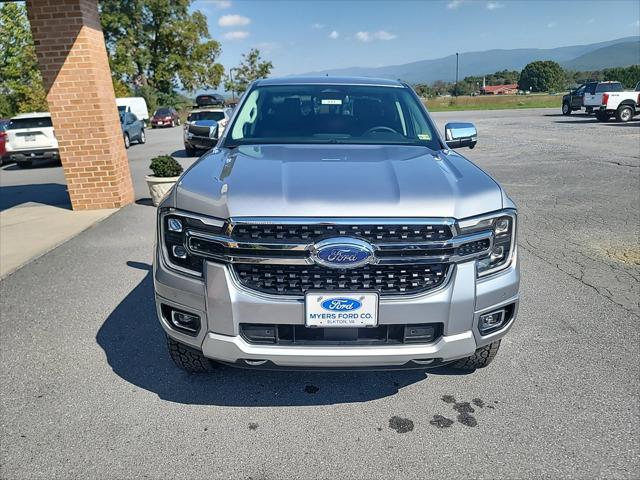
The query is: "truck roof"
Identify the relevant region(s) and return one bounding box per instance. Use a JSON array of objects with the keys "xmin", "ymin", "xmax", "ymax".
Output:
[{"xmin": 255, "ymin": 76, "xmax": 406, "ymax": 88}]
